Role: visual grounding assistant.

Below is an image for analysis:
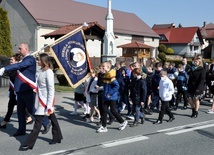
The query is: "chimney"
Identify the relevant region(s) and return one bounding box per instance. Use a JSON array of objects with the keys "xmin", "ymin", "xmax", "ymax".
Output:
[{"xmin": 203, "ymin": 21, "xmax": 206, "ymax": 27}]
